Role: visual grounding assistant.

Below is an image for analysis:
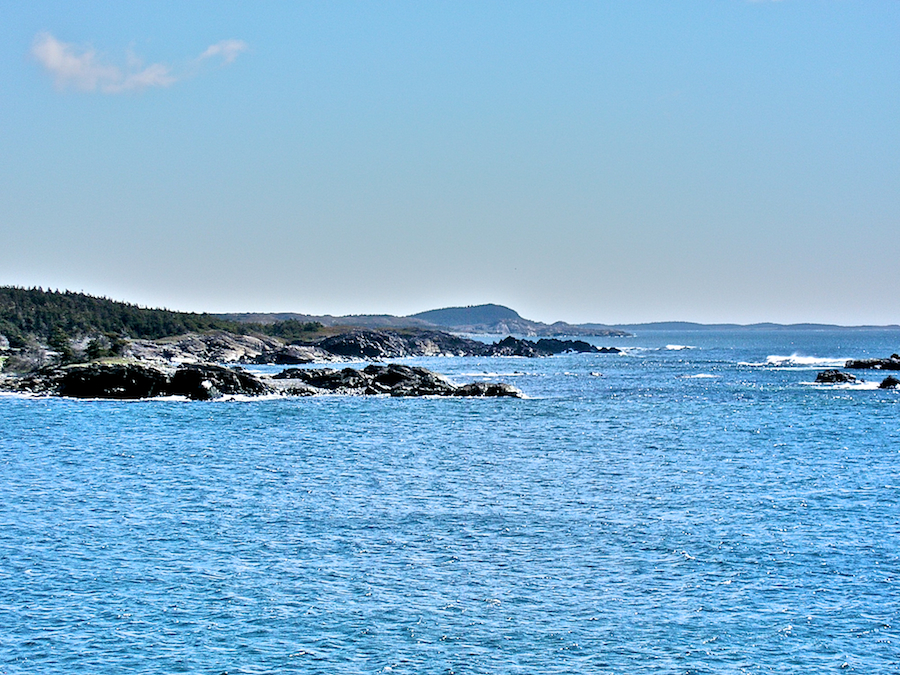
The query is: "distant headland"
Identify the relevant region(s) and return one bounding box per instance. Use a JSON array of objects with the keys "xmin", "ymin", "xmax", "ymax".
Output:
[{"xmin": 217, "ymin": 302, "xmax": 631, "ymax": 338}]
